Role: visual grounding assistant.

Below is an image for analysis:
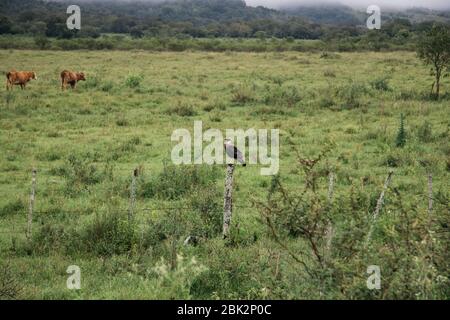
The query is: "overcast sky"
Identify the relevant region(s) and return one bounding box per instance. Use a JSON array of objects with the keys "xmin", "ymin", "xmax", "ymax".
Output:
[{"xmin": 245, "ymin": 0, "xmax": 450, "ymax": 10}]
